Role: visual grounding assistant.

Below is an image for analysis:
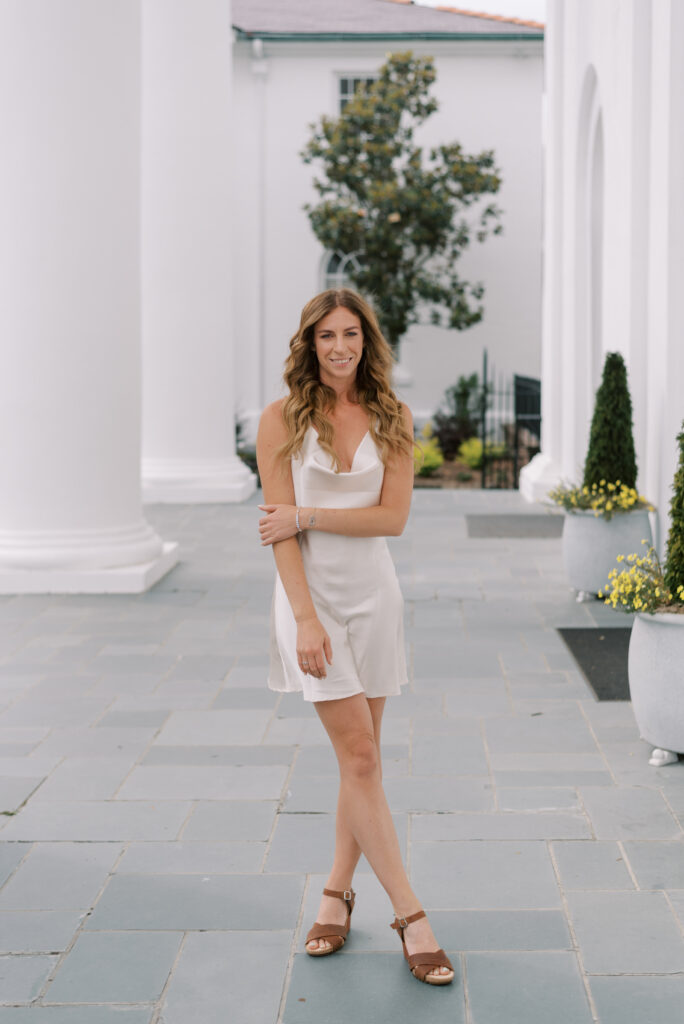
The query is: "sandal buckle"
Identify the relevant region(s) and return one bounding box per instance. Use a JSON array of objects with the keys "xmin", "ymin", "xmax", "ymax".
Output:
[
  {"xmin": 343, "ymin": 890, "xmax": 353, "ymax": 901},
  {"xmin": 398, "ymin": 916, "xmax": 408, "ymax": 928}
]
